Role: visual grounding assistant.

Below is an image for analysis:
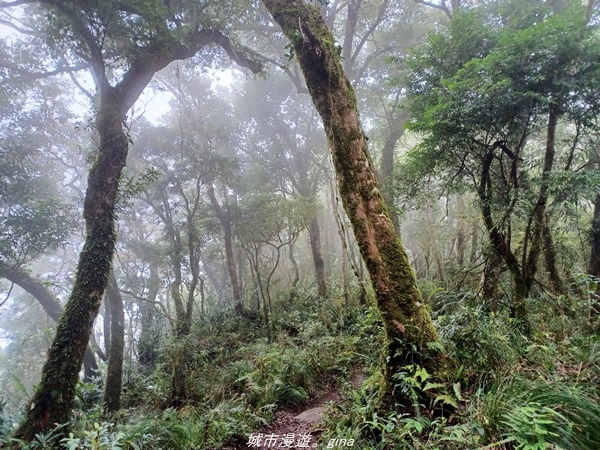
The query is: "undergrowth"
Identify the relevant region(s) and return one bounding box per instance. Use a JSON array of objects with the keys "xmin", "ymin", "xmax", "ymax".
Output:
[
  {"xmin": 3, "ymin": 290, "xmax": 376, "ymax": 449},
  {"xmin": 4, "ymin": 286, "xmax": 599, "ymax": 449},
  {"xmin": 321, "ymin": 288, "xmax": 599, "ymax": 450}
]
